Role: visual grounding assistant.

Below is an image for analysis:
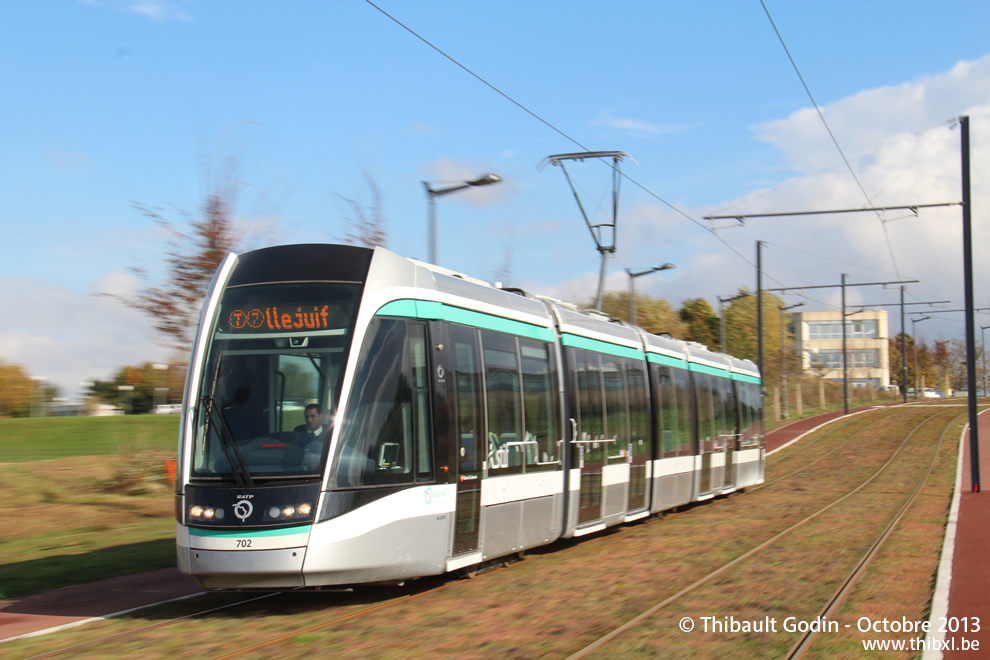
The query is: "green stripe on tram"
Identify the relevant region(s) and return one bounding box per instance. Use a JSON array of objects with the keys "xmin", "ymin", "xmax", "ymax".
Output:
[
  {"xmin": 688, "ymin": 362, "xmax": 733, "ymax": 379},
  {"xmin": 376, "ymin": 299, "xmax": 556, "ymax": 342},
  {"xmin": 561, "ymin": 333, "xmax": 644, "ymax": 360},
  {"xmin": 647, "ymin": 352, "xmax": 688, "ymax": 369},
  {"xmin": 190, "ymin": 525, "xmax": 313, "ymax": 538},
  {"xmin": 649, "ymin": 351, "xmax": 762, "ymax": 384}
]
